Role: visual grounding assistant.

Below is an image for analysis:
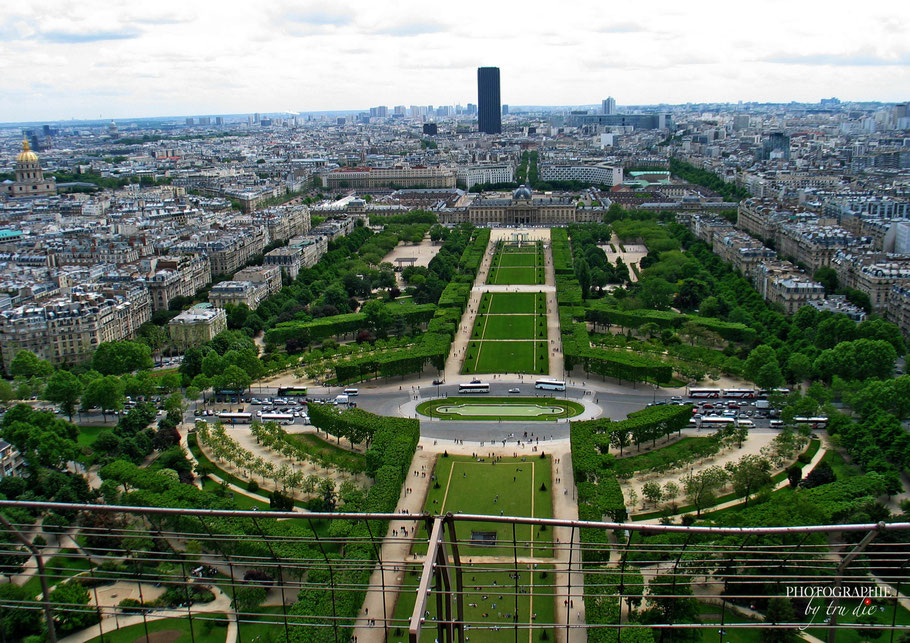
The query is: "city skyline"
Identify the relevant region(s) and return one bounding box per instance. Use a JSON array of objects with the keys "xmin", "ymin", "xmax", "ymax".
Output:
[{"xmin": 1, "ymin": 0, "xmax": 909, "ymax": 122}]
